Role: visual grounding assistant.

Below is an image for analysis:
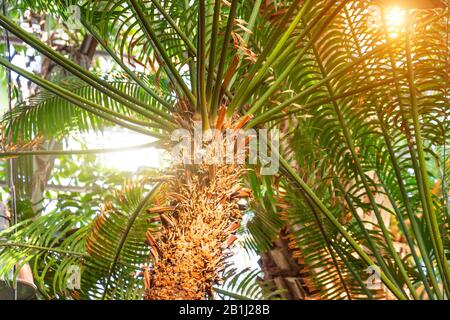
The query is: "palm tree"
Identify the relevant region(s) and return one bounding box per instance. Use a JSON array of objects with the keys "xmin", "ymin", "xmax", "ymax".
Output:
[{"xmin": 0, "ymin": 0, "xmax": 448, "ymax": 300}]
